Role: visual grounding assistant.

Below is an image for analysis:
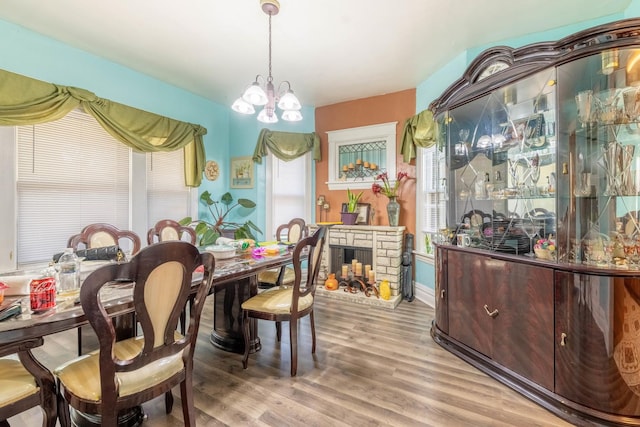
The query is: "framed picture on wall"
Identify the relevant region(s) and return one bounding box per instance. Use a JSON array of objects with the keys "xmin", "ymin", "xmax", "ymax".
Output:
[
  {"xmin": 341, "ymin": 202, "xmax": 371, "ymax": 225},
  {"xmin": 230, "ymin": 156, "xmax": 254, "ymax": 189}
]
